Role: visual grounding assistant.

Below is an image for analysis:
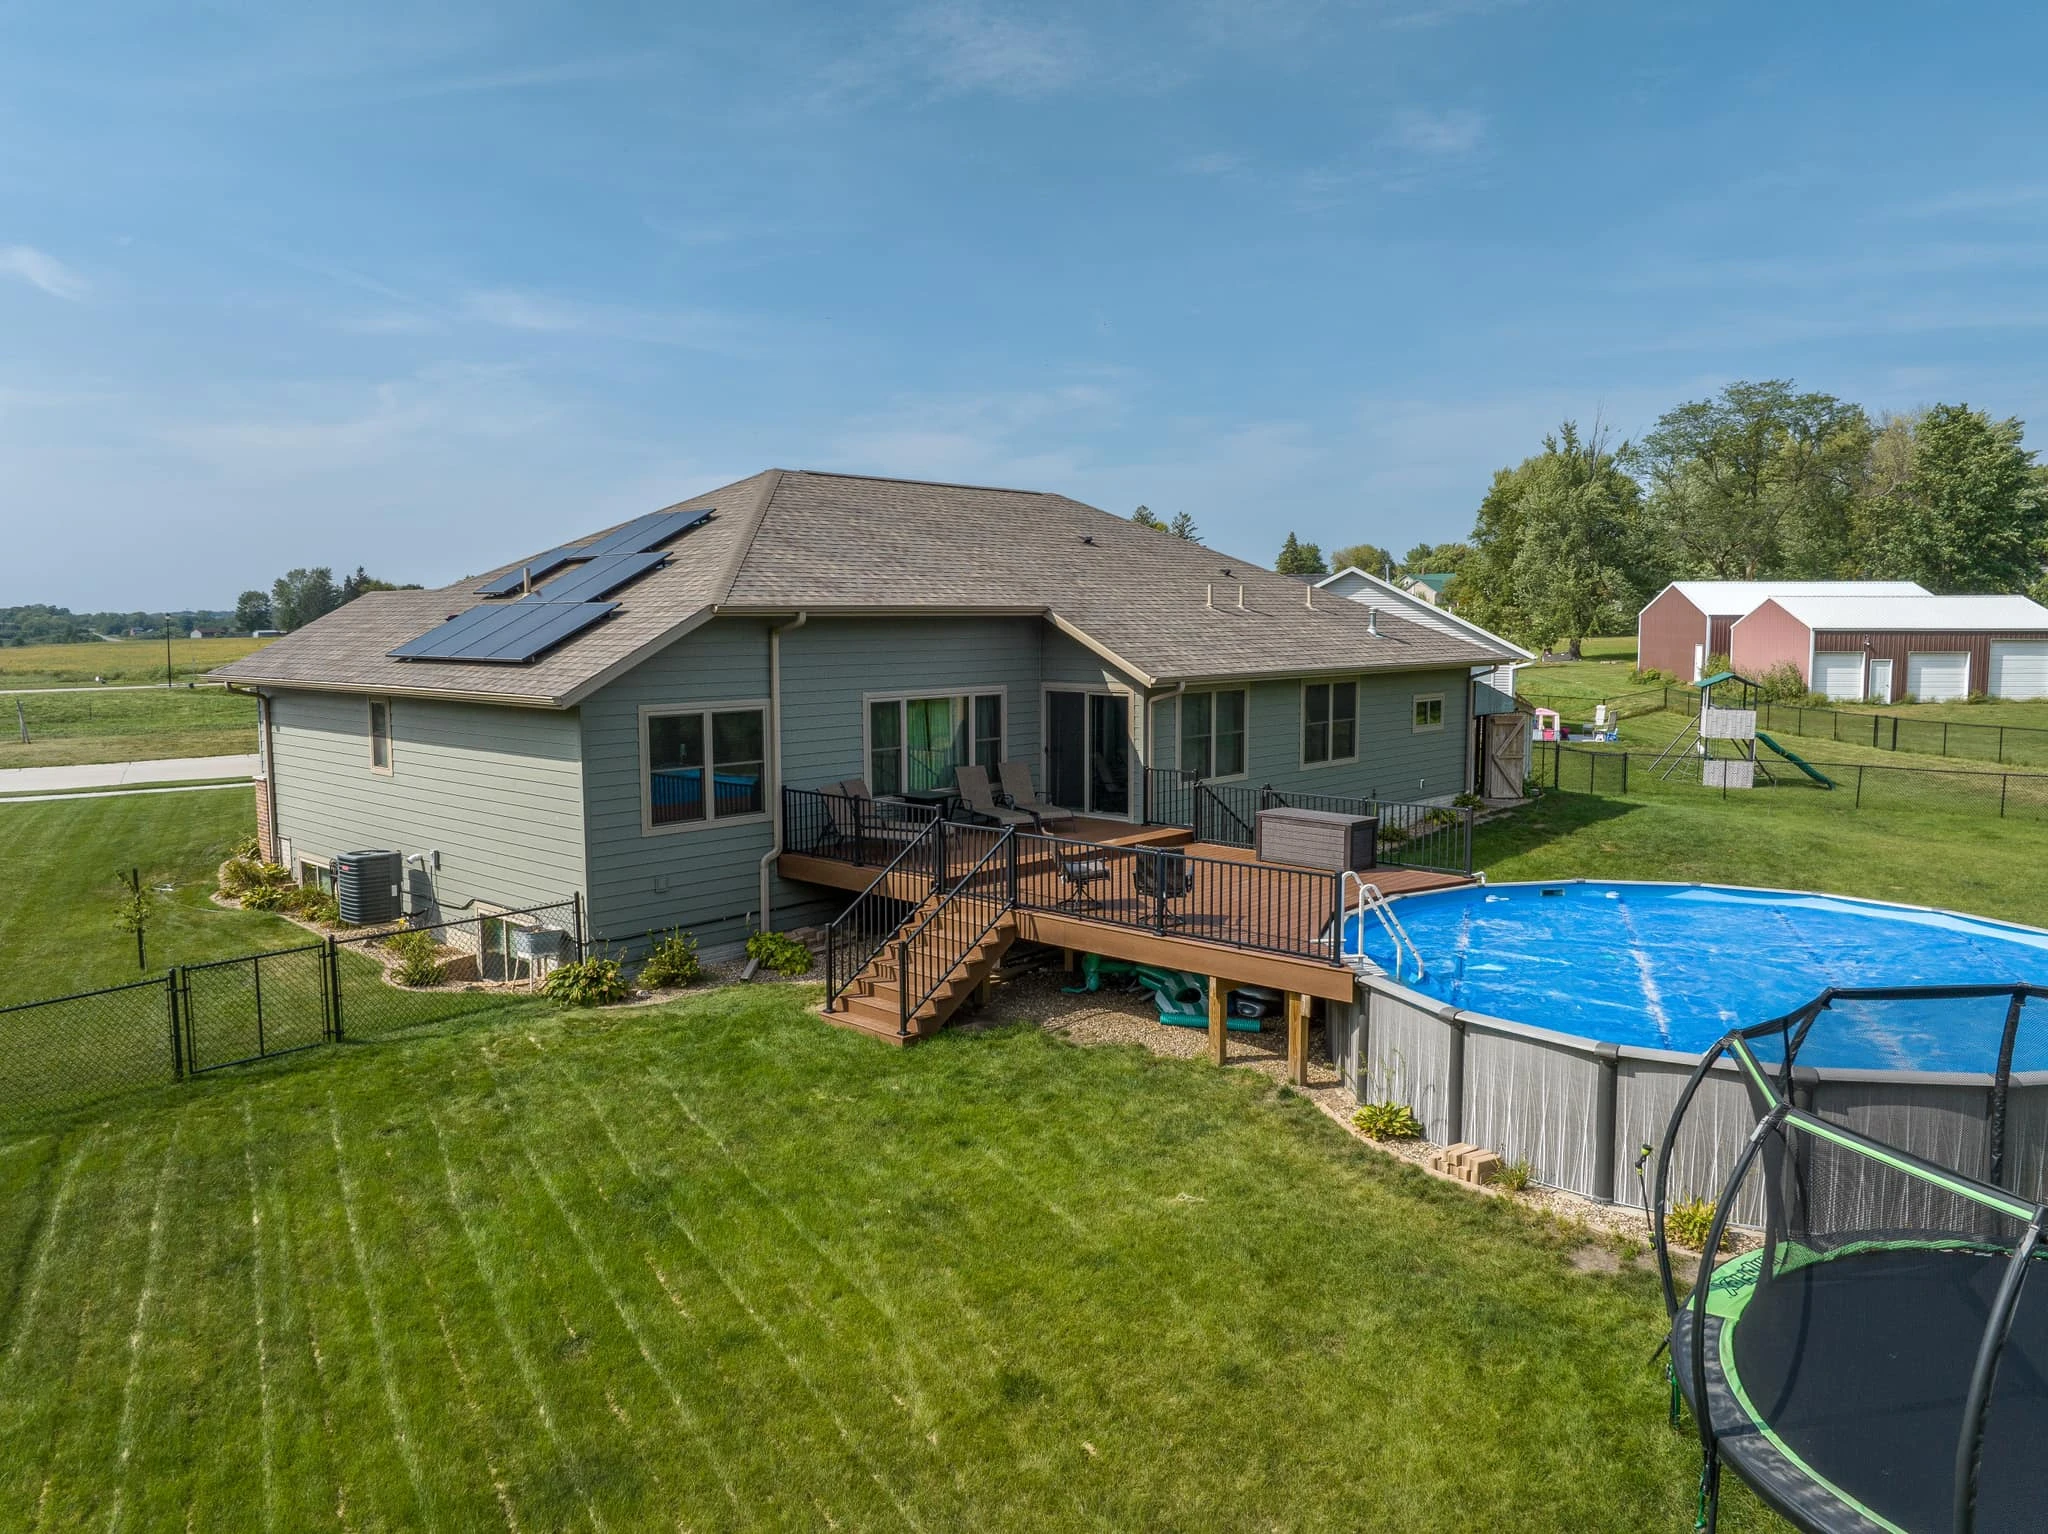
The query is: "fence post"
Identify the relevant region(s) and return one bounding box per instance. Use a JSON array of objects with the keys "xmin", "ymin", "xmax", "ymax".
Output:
[
  {"xmin": 328, "ymin": 938, "xmax": 345, "ymax": 1042},
  {"xmin": 167, "ymin": 967, "xmax": 184, "ymax": 1082},
  {"xmin": 571, "ymin": 891, "xmax": 585, "ymax": 962},
  {"xmin": 1944, "ymin": 721, "xmax": 1950, "ymax": 757},
  {"xmin": 1892, "ymin": 716, "xmax": 1899, "ymax": 752},
  {"xmin": 2002, "ymin": 775, "xmax": 2009, "ymax": 818},
  {"xmin": 1999, "ymin": 726, "xmax": 2006, "ymax": 764},
  {"xmin": 1855, "ymin": 765, "xmax": 1864, "ymax": 808},
  {"xmin": 1621, "ymin": 752, "xmax": 1630, "ymax": 796}
]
